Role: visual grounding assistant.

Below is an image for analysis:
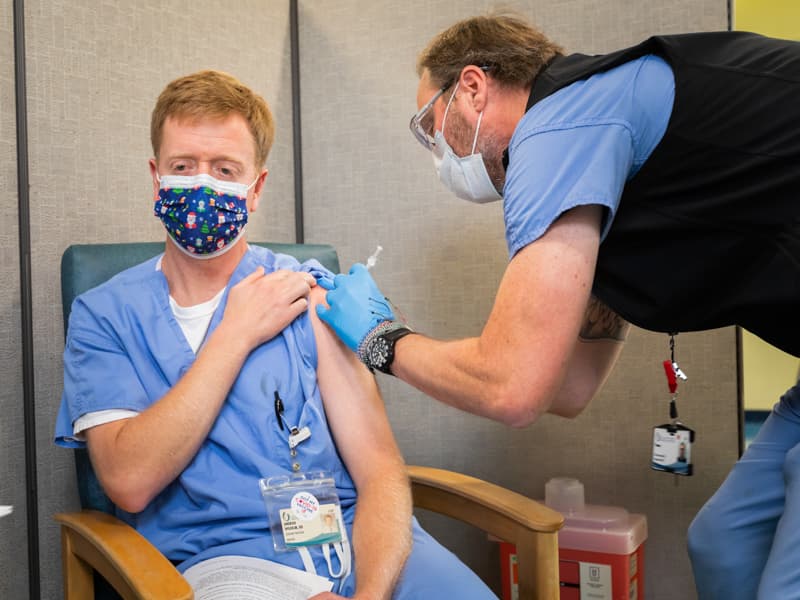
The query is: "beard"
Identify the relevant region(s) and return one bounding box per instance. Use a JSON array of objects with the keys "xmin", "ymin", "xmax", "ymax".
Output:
[{"xmin": 444, "ymin": 103, "xmax": 507, "ymax": 194}]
